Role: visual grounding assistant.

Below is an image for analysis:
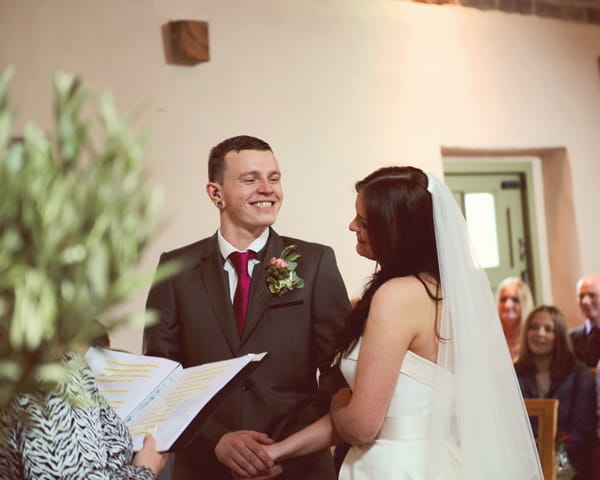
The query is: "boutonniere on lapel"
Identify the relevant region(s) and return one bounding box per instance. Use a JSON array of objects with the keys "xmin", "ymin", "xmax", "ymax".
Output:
[{"xmin": 266, "ymin": 245, "xmax": 304, "ymax": 296}]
